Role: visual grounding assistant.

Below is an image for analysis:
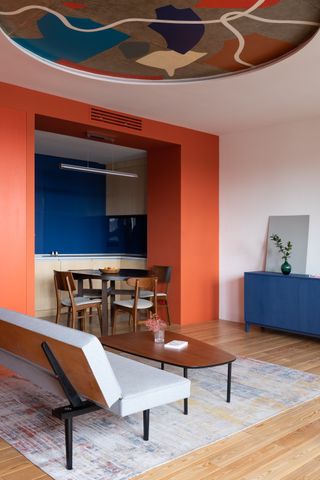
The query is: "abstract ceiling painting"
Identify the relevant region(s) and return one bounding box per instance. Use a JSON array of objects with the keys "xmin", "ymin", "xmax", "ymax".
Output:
[{"xmin": 0, "ymin": 1, "xmax": 319, "ymax": 82}]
